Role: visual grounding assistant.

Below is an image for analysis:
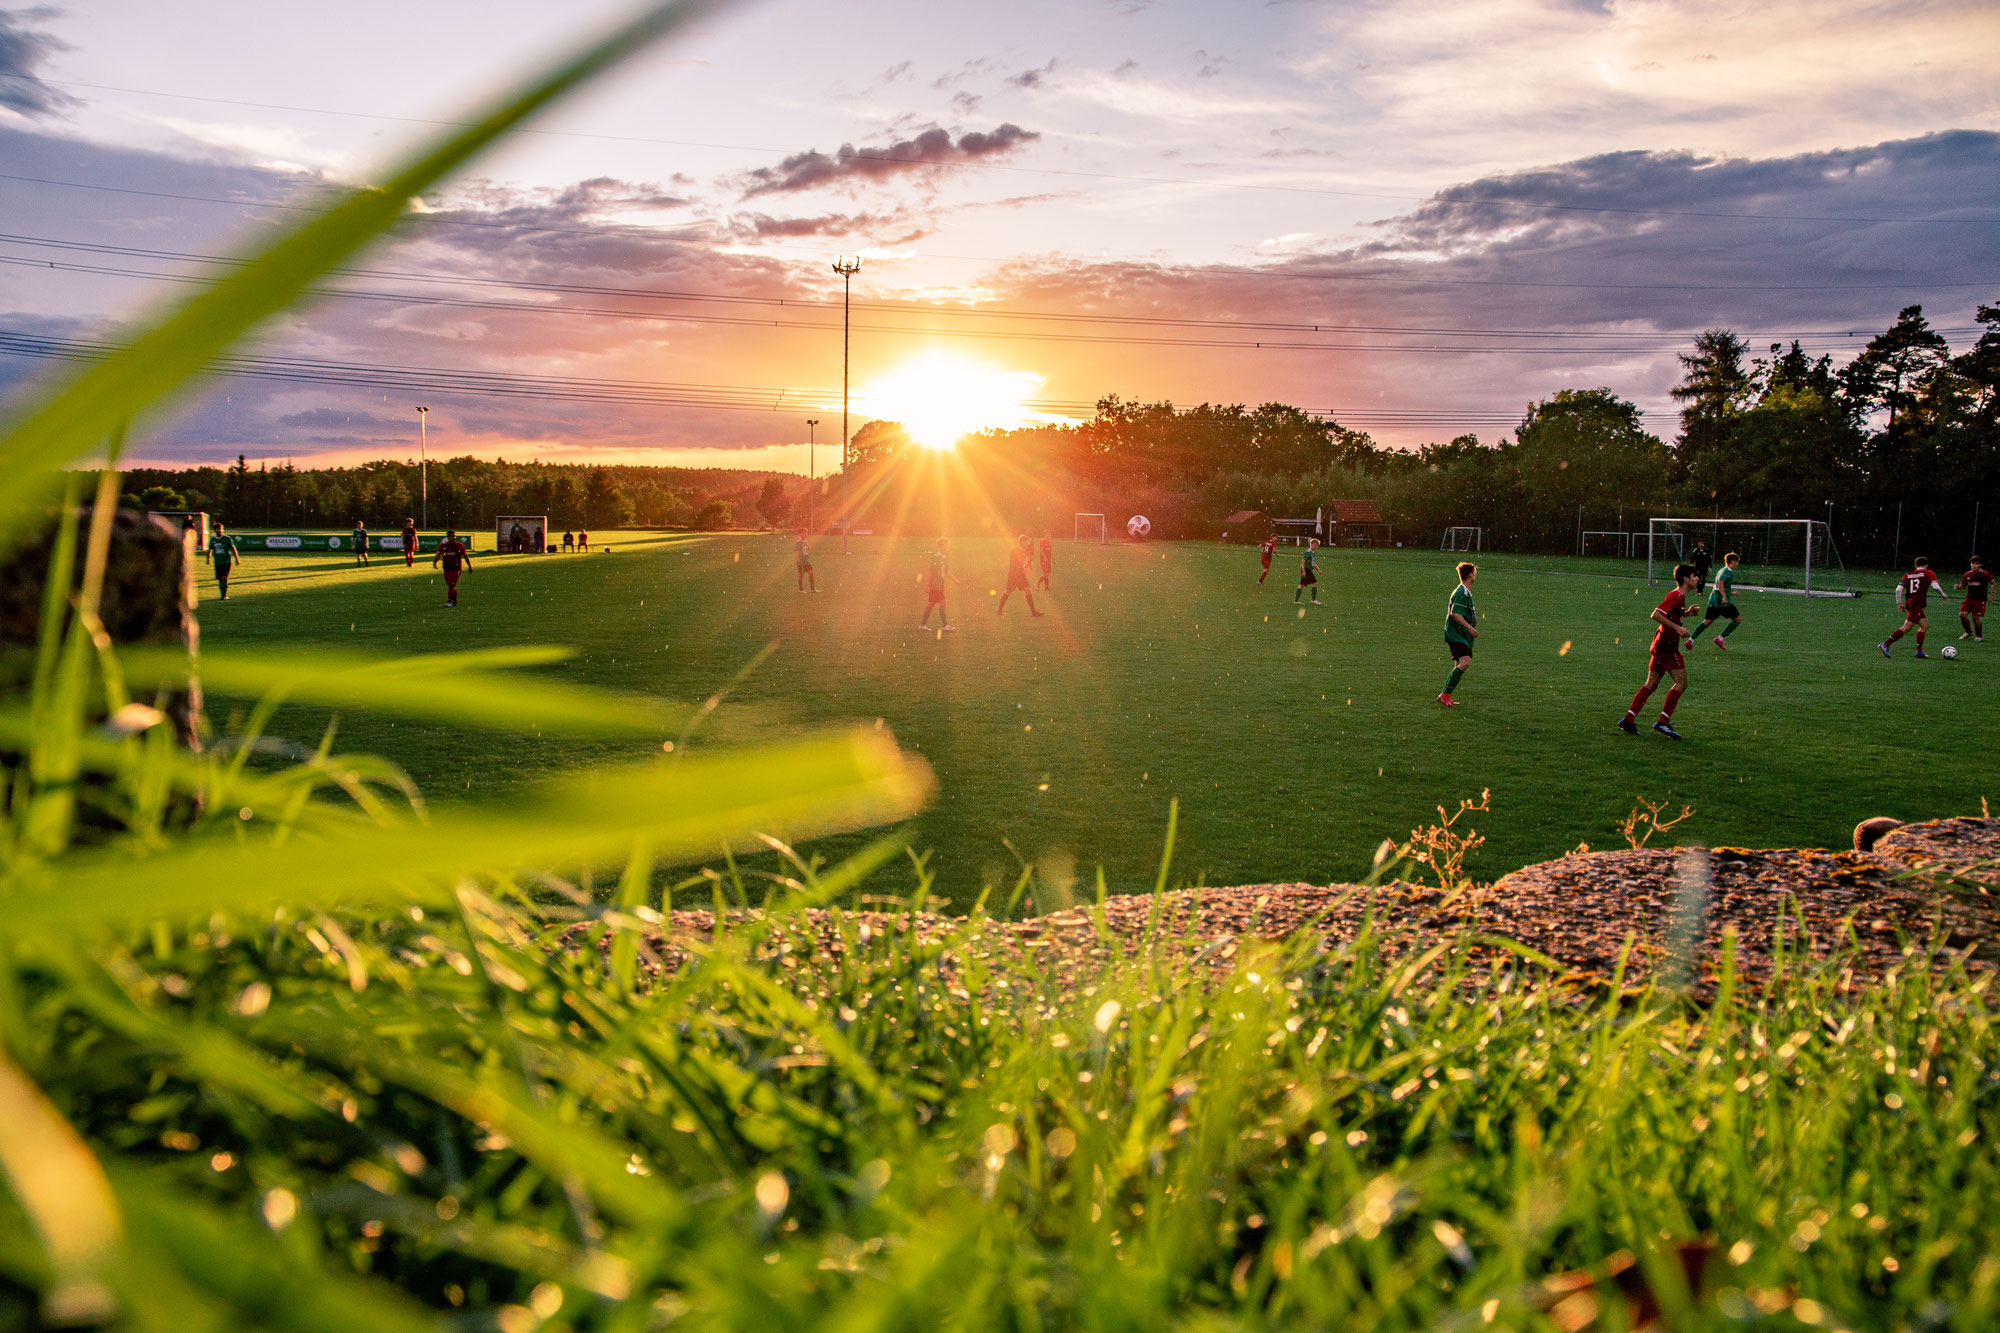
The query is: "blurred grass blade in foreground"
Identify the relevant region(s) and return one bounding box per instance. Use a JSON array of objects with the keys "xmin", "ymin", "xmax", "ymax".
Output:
[
  {"xmin": 122, "ymin": 645, "xmax": 689, "ymax": 735},
  {"xmin": 0, "ymin": 1051, "xmax": 120, "ymax": 1325},
  {"xmin": 5, "ymin": 730, "xmax": 932, "ymax": 933},
  {"xmin": 0, "ymin": 0, "xmax": 733, "ymax": 533}
]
